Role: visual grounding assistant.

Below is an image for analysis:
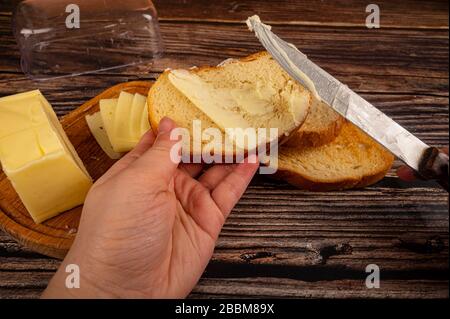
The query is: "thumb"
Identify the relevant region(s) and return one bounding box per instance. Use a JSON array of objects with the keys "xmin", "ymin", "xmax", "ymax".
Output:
[{"xmin": 131, "ymin": 117, "xmax": 182, "ymax": 182}]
